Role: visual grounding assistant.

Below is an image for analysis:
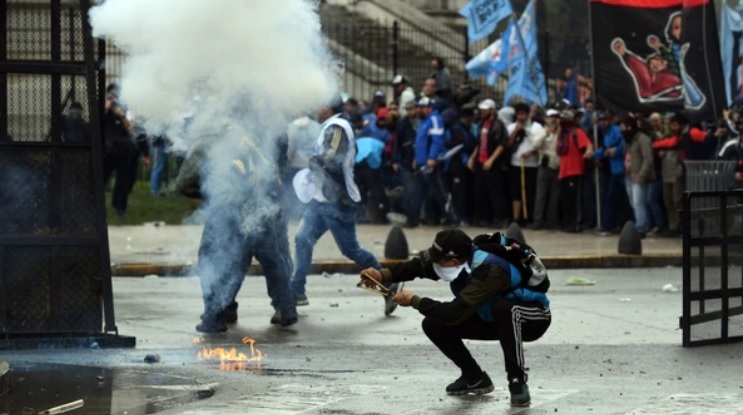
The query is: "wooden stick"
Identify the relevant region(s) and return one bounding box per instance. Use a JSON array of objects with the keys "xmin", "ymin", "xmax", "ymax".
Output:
[
  {"xmin": 38, "ymin": 399, "xmax": 84, "ymax": 415},
  {"xmin": 521, "ymin": 158, "xmax": 528, "ymax": 220}
]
